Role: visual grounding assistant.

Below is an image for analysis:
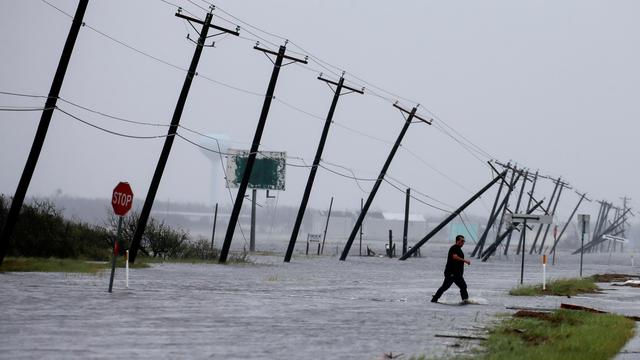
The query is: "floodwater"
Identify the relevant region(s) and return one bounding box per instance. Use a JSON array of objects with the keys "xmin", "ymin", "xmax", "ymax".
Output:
[{"xmin": 1, "ymin": 244, "xmax": 639, "ymax": 359}]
